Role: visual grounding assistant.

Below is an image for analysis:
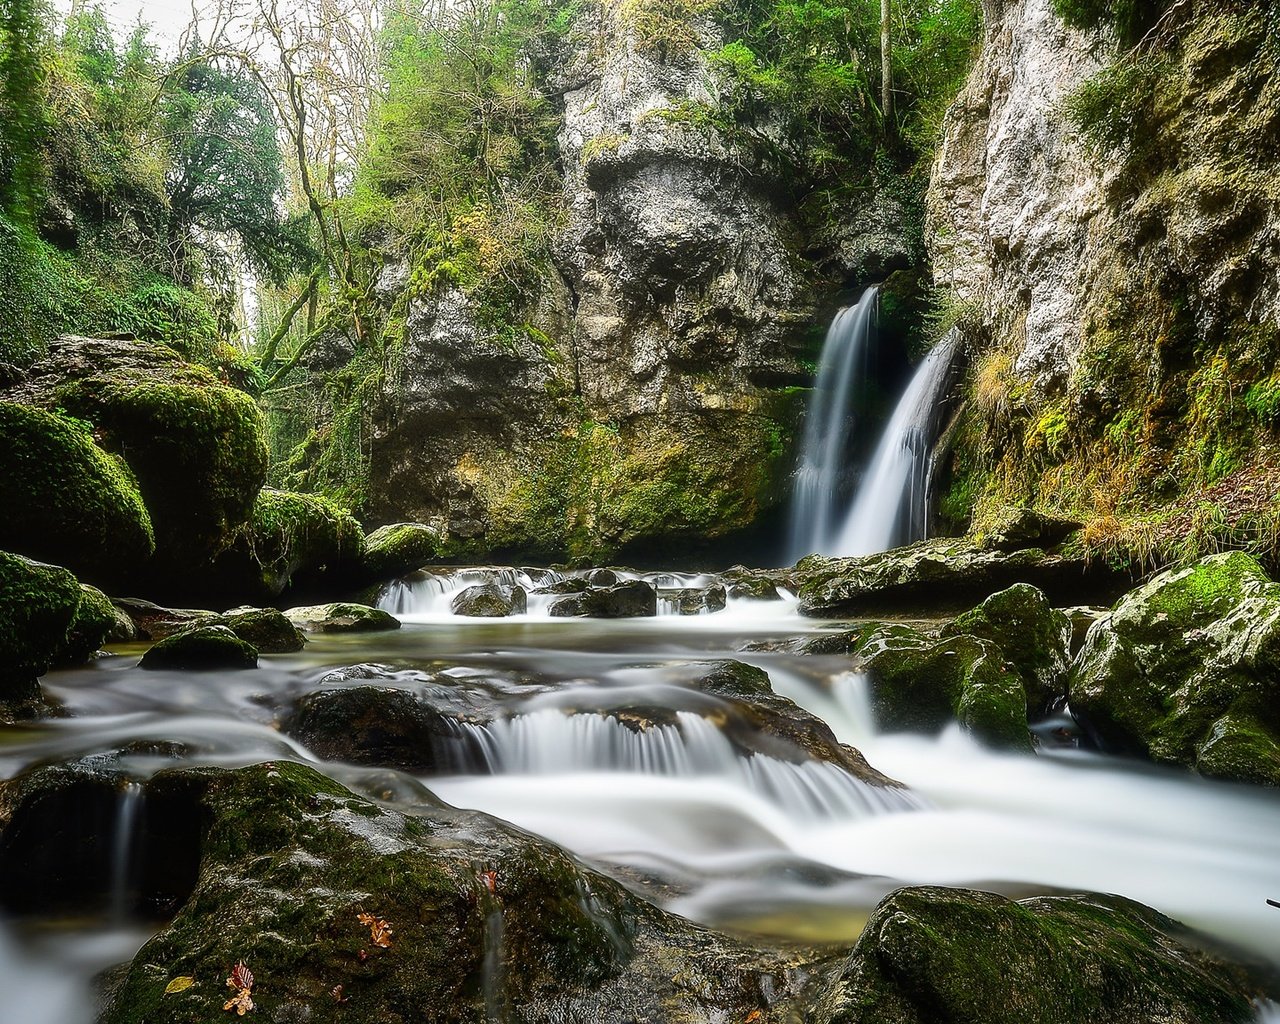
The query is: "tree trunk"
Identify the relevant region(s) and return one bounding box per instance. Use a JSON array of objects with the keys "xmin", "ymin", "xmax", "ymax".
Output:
[{"xmin": 881, "ymin": 0, "xmax": 894, "ymax": 141}]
